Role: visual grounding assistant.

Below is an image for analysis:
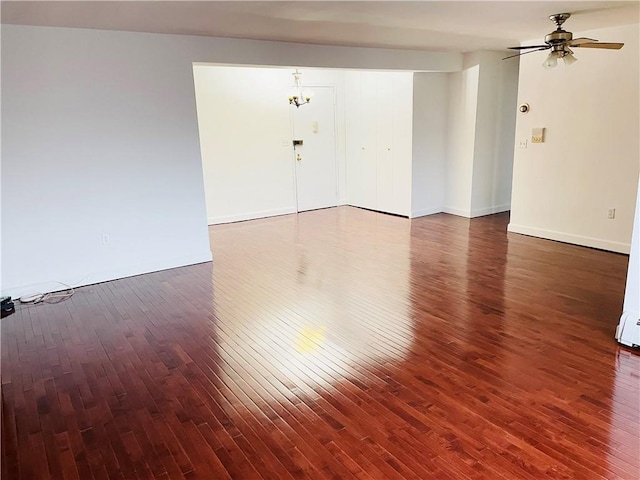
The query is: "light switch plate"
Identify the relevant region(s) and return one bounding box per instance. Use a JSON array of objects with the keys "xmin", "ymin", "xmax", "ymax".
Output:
[{"xmin": 531, "ymin": 127, "xmax": 545, "ymax": 143}]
